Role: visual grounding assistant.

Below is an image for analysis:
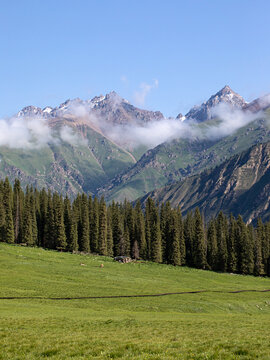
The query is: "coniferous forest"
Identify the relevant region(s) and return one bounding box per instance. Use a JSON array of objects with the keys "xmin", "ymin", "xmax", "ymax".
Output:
[{"xmin": 1, "ymin": 177, "xmax": 270, "ymax": 277}]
